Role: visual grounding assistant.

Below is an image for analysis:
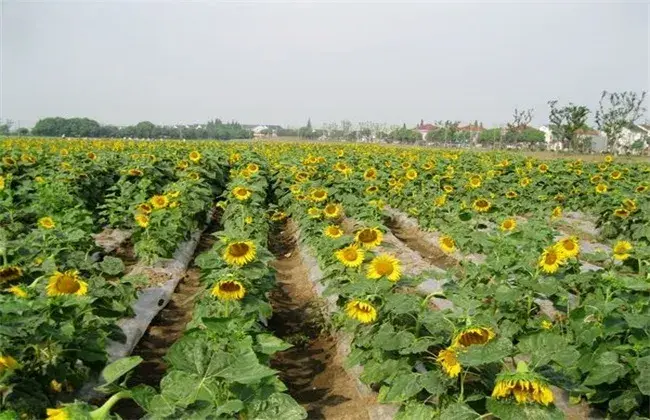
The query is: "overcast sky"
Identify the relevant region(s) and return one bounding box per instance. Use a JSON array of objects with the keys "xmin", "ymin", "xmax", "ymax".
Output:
[{"xmin": 1, "ymin": 1, "xmax": 648, "ymax": 128}]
